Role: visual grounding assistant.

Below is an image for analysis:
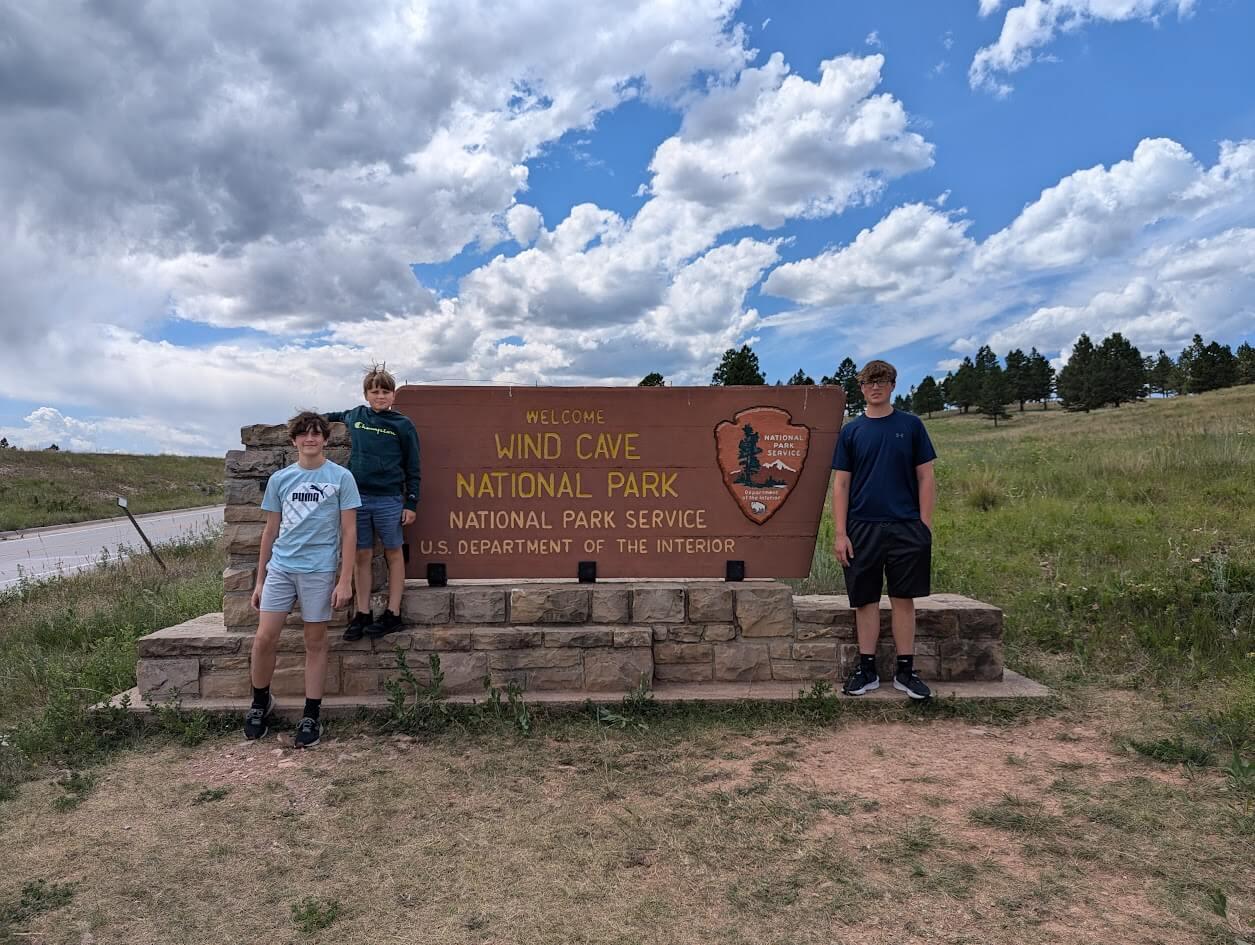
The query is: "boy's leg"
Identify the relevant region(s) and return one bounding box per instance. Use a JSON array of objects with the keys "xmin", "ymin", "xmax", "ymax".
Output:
[
  {"xmin": 841, "ymin": 522, "xmax": 886, "ymax": 695},
  {"xmin": 353, "ymin": 548, "xmax": 374, "ymax": 613},
  {"xmin": 884, "ymin": 521, "xmax": 933, "ymax": 699},
  {"xmin": 302, "ymin": 621, "xmax": 329, "ymax": 700},
  {"xmin": 249, "ymin": 610, "xmax": 287, "ymax": 690},
  {"xmin": 384, "ymin": 546, "xmax": 405, "ymax": 614},
  {"xmin": 367, "ymin": 497, "xmax": 407, "ymax": 638}
]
